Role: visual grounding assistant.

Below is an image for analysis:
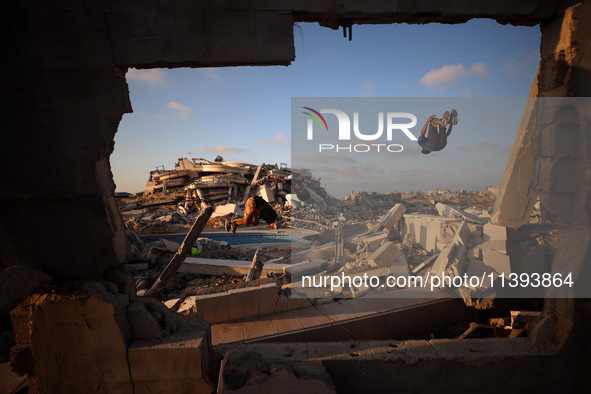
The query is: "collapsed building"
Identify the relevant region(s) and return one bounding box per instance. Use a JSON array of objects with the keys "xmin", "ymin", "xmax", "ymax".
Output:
[
  {"xmin": 142, "ymin": 158, "xmax": 298, "ymax": 208},
  {"xmin": 2, "ymin": 1, "xmax": 591, "ymax": 393}
]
